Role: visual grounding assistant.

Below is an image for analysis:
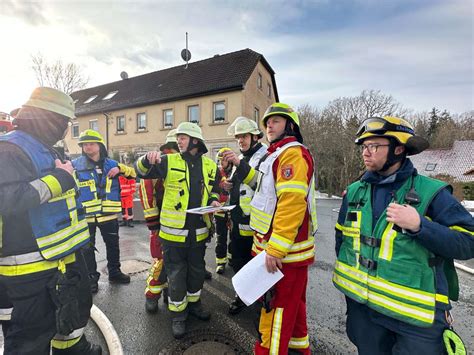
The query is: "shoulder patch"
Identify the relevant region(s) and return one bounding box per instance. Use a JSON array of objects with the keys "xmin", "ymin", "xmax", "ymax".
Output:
[{"xmin": 281, "ymin": 164, "xmax": 294, "ymax": 180}]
